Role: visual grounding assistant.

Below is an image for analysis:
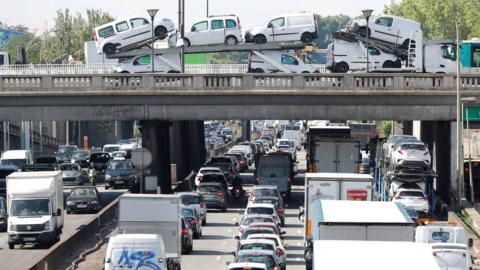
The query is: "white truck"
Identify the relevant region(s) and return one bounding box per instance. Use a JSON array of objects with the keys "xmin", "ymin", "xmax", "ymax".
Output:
[
  {"xmin": 7, "ymin": 171, "xmax": 64, "ymax": 249},
  {"xmin": 118, "ymin": 194, "xmax": 182, "ymax": 268},
  {"xmin": 306, "ymin": 126, "xmax": 361, "ymax": 173},
  {"xmin": 305, "ymin": 200, "xmax": 415, "ymax": 269},
  {"xmin": 313, "ymin": 240, "xmax": 441, "ymax": 270},
  {"xmin": 282, "ymin": 124, "xmax": 303, "ymax": 150}
]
